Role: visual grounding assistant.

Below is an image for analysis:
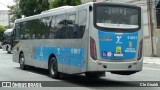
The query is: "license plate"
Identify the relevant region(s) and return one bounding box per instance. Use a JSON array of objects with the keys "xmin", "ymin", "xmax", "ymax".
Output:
[{"xmin": 114, "ymin": 53, "xmax": 123, "ymax": 57}]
